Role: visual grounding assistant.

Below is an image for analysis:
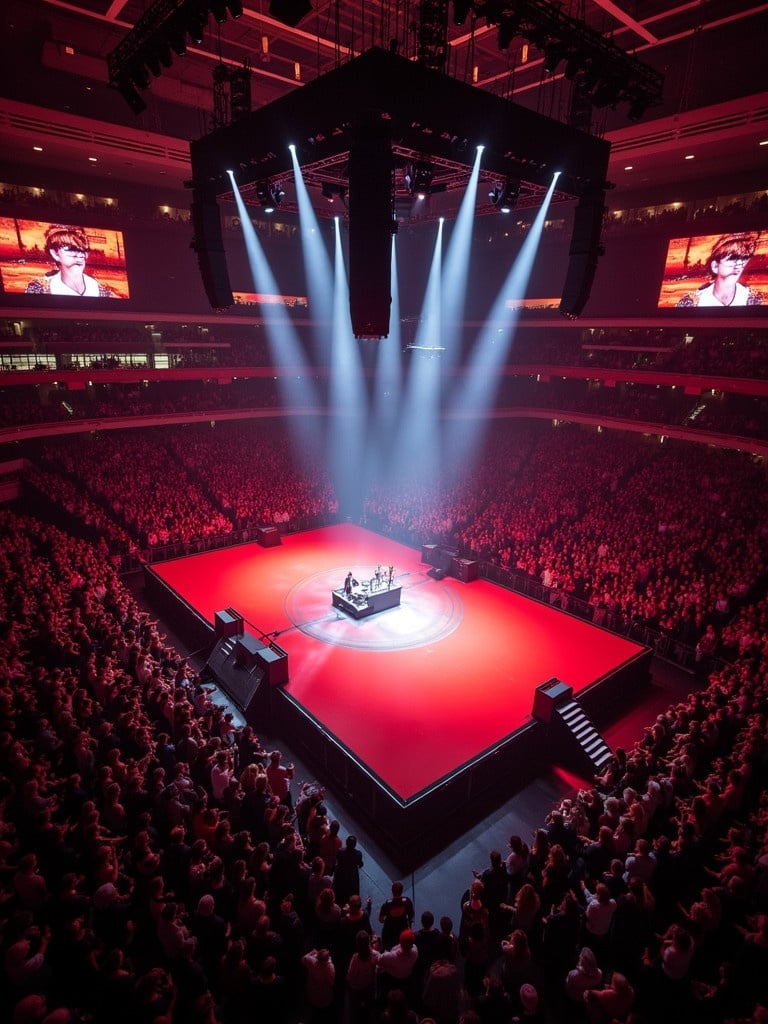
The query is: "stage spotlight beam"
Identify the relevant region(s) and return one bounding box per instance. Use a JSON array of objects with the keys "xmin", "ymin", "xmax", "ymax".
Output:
[
  {"xmin": 226, "ymin": 170, "xmax": 320, "ymax": 449},
  {"xmin": 289, "ymin": 144, "xmax": 335, "ymax": 358},
  {"xmin": 446, "ymin": 172, "xmax": 562, "ymax": 465}
]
